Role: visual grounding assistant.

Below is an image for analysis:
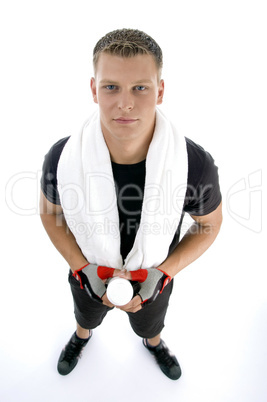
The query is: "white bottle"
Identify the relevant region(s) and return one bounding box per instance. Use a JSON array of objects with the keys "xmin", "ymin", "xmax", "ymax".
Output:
[{"xmin": 106, "ymin": 277, "xmax": 134, "ymax": 306}]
